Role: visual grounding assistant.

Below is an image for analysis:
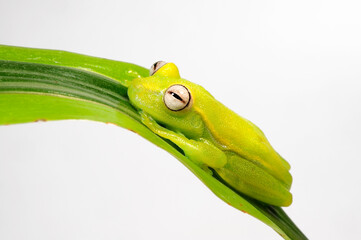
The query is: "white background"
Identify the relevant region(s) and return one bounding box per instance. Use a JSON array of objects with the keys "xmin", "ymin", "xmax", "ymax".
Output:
[{"xmin": 1, "ymin": 0, "xmax": 361, "ymax": 239}]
